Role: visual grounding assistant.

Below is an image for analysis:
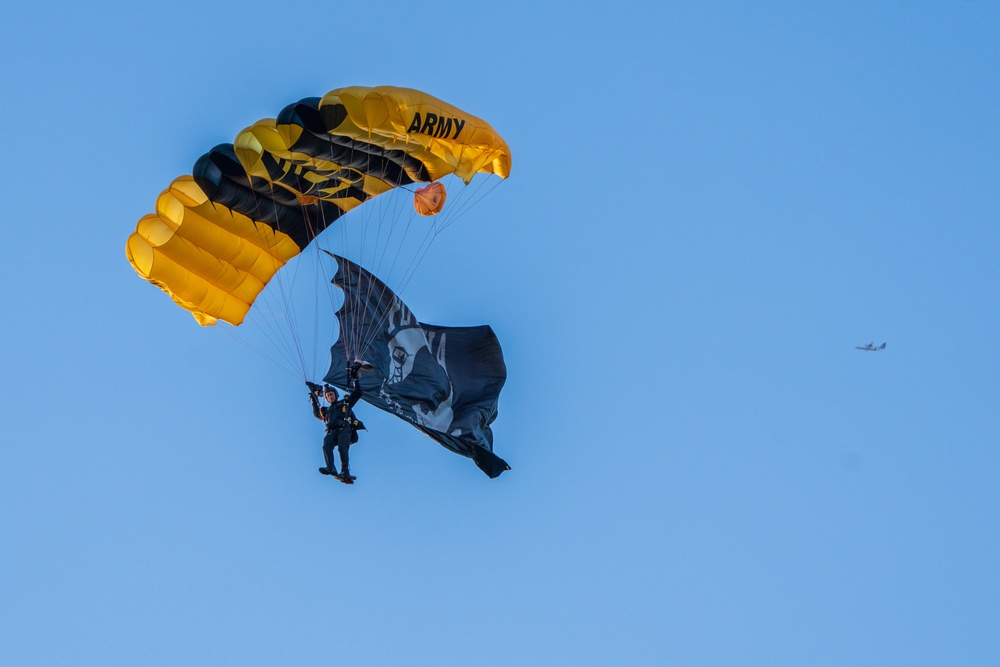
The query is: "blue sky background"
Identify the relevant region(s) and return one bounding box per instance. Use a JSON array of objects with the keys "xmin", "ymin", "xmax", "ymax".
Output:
[{"xmin": 2, "ymin": 1, "xmax": 998, "ymax": 664}]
